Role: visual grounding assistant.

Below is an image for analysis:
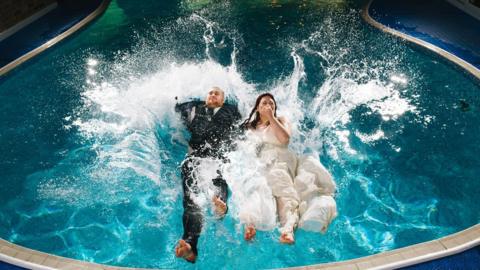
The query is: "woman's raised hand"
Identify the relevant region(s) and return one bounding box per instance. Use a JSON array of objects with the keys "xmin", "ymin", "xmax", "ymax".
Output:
[{"xmin": 259, "ymin": 105, "xmax": 274, "ymax": 121}]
